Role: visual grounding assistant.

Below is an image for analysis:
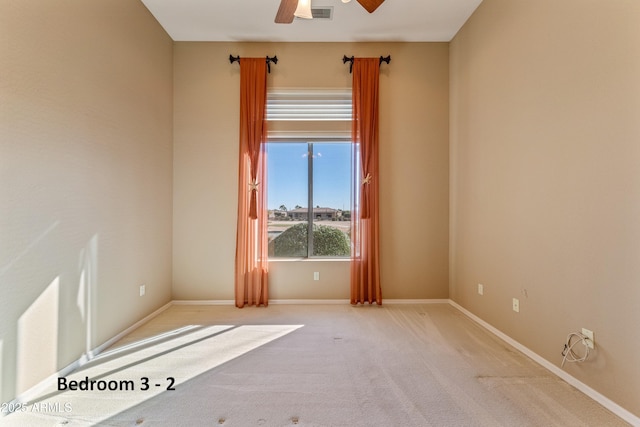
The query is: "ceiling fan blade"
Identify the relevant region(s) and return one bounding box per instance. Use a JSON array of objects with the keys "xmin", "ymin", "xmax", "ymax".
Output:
[
  {"xmin": 275, "ymin": 0, "xmax": 297, "ymax": 24},
  {"xmin": 356, "ymin": 0, "xmax": 385, "ymax": 13}
]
